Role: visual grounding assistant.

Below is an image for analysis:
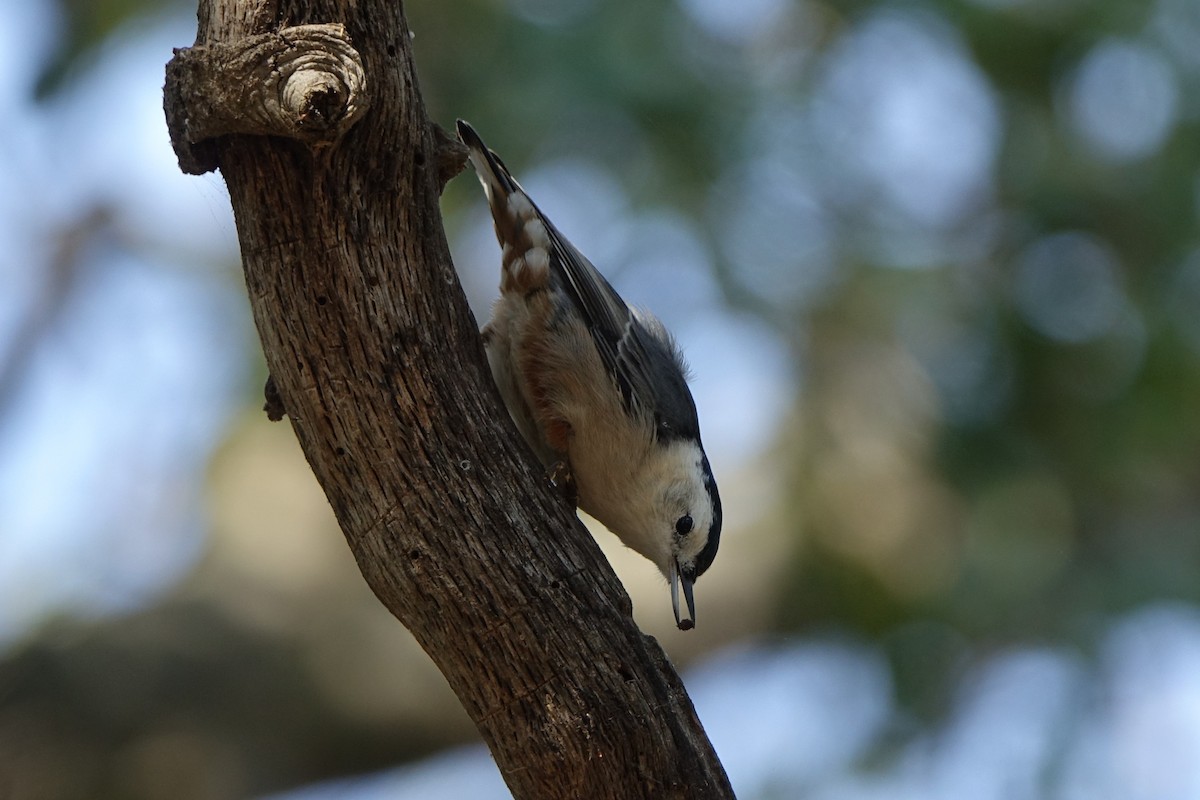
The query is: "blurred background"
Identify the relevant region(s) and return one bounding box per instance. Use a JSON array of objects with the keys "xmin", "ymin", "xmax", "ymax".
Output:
[{"xmin": 2, "ymin": 0, "xmax": 1200, "ymax": 797}]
